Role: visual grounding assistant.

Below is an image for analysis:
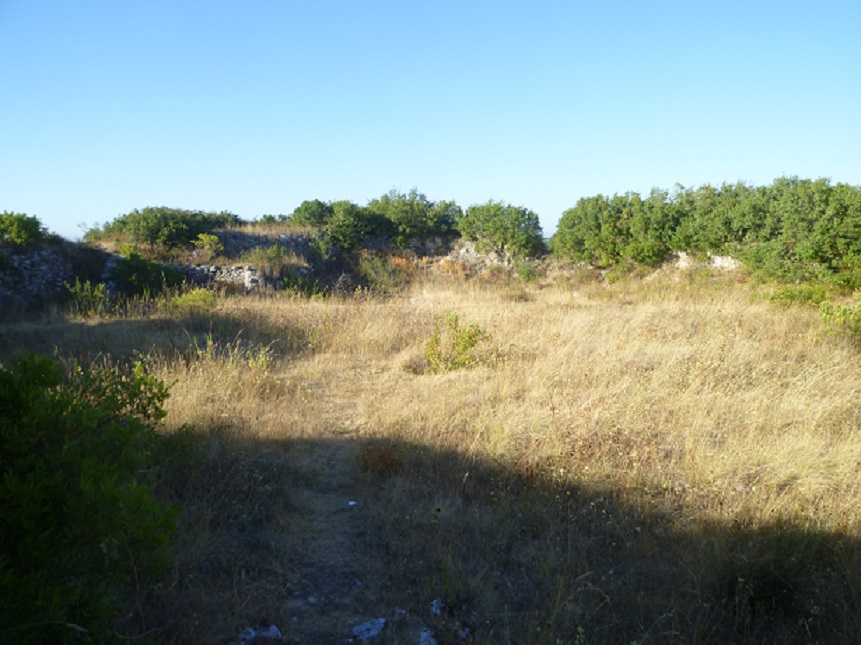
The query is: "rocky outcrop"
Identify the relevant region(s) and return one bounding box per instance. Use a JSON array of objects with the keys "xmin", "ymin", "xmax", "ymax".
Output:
[
  {"xmin": 0, "ymin": 242, "xmax": 101, "ymax": 311},
  {"xmin": 174, "ymin": 264, "xmax": 267, "ymax": 290}
]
